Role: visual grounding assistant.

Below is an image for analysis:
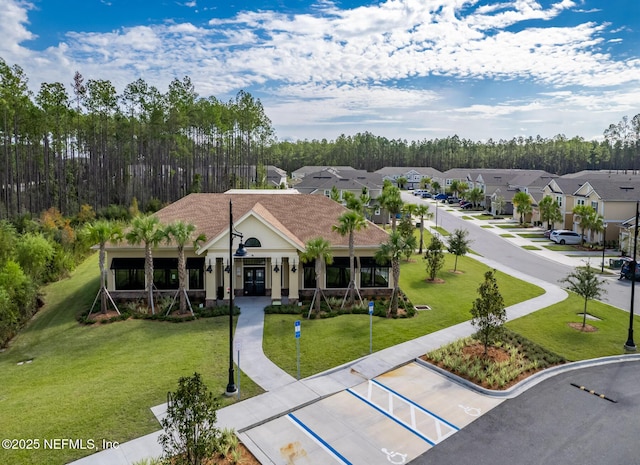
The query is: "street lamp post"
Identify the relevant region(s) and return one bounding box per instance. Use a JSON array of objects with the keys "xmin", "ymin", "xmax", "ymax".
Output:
[
  {"xmin": 226, "ymin": 200, "xmax": 247, "ymax": 395},
  {"xmin": 601, "ymin": 224, "xmax": 607, "ymax": 273},
  {"xmin": 624, "ymin": 201, "xmax": 639, "ymax": 352}
]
